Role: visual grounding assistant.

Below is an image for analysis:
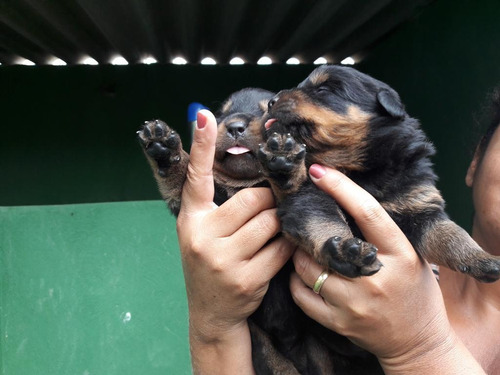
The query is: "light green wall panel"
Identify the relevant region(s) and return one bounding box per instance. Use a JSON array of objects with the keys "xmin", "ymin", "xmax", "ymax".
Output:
[{"xmin": 1, "ymin": 201, "xmax": 190, "ymax": 375}]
